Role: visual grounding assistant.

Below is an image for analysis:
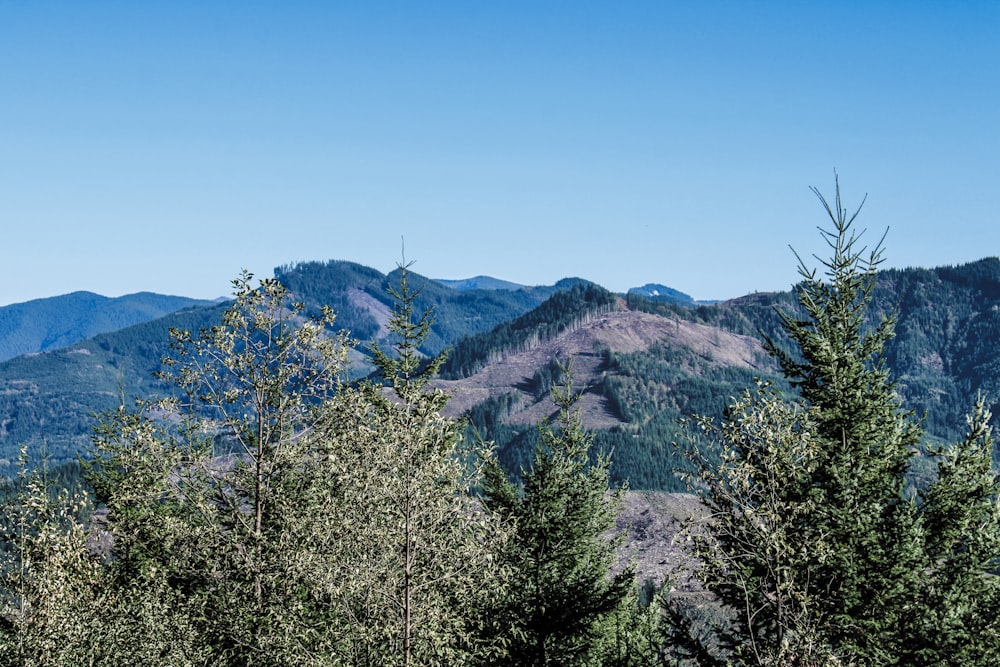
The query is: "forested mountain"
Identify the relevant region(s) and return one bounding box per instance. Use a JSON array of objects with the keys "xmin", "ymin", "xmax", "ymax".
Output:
[
  {"xmin": 0, "ymin": 257, "xmax": 998, "ymax": 491},
  {"xmin": 627, "ymin": 283, "xmax": 697, "ymax": 305},
  {"xmin": 0, "ymin": 262, "xmax": 582, "ymax": 474},
  {"xmin": 438, "ymin": 258, "xmax": 1000, "ymax": 491},
  {"xmin": 0, "ymin": 303, "xmax": 229, "ymax": 472},
  {"xmin": 274, "ymin": 260, "xmax": 587, "ymax": 355},
  {"xmin": 0, "ymin": 291, "xmax": 218, "ymax": 362},
  {"xmin": 434, "ymin": 275, "xmax": 526, "ymax": 291}
]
